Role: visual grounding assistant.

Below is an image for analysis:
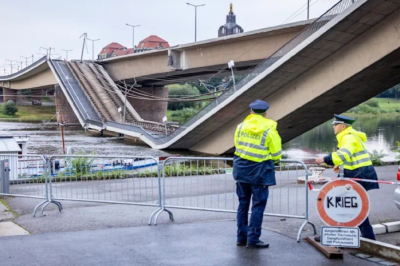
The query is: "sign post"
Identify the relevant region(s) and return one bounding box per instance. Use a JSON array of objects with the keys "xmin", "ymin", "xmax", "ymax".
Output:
[{"xmin": 316, "ymin": 179, "xmax": 369, "ymax": 248}]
